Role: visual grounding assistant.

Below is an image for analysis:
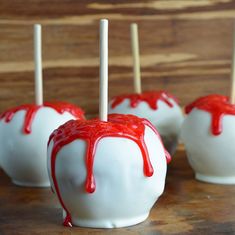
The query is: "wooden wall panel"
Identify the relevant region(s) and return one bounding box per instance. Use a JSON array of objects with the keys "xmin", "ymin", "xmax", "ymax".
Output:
[{"xmin": 0, "ymin": 0, "xmax": 234, "ymax": 116}]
